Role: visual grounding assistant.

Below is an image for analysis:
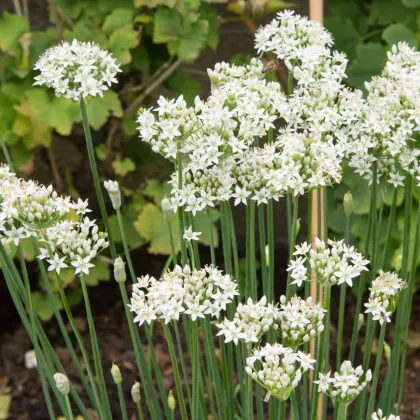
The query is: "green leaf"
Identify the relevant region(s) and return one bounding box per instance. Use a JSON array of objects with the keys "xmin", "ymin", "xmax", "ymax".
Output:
[
  {"xmin": 63, "ymin": 22, "xmax": 109, "ymax": 49},
  {"xmin": 109, "ymin": 24, "xmax": 140, "ymax": 65},
  {"xmin": 329, "ymin": 1, "xmax": 368, "ymax": 35},
  {"xmin": 0, "ymin": 12, "xmax": 28, "ymax": 55},
  {"xmin": 143, "ymin": 179, "xmax": 172, "ymax": 205},
  {"xmin": 31, "ymin": 291, "xmax": 62, "ymax": 321},
  {"xmin": 50, "ymin": 97, "xmax": 80, "ymax": 136},
  {"xmin": 153, "ymin": 8, "xmax": 182, "ymax": 43},
  {"xmin": 346, "ymin": 43, "xmax": 387, "ymax": 90},
  {"xmin": 135, "ymin": 0, "xmax": 177, "ymax": 8},
  {"xmin": 134, "ymin": 203, "xmax": 180, "ymax": 255},
  {"xmin": 402, "ymin": 0, "xmax": 420, "ymax": 8},
  {"xmin": 84, "ymin": 90, "xmax": 123, "ymax": 131},
  {"xmin": 0, "ymin": 394, "xmax": 11, "ymax": 420},
  {"xmin": 193, "ymin": 210, "xmax": 219, "ymax": 248},
  {"xmin": 200, "ymin": 5, "xmax": 219, "ymax": 50},
  {"xmin": 102, "ymin": 8, "xmax": 134, "ymax": 35},
  {"xmin": 112, "ymin": 157, "xmax": 136, "ymax": 176},
  {"xmin": 383, "ymin": 187, "xmax": 405, "ymax": 207},
  {"xmin": 324, "ymin": 17, "xmax": 360, "ymax": 61},
  {"xmin": 84, "ymin": 259, "xmax": 110, "ymax": 286},
  {"xmin": 166, "ymin": 71, "xmax": 201, "ymax": 105},
  {"xmin": 369, "ymin": 0, "xmax": 411, "ymax": 25},
  {"xmin": 382, "ymin": 23, "xmax": 417, "ymax": 47}
]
